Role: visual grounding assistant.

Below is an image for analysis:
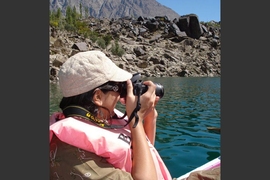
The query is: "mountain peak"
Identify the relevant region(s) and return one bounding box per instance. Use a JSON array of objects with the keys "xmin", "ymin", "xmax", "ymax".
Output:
[{"xmin": 50, "ymin": 0, "xmax": 181, "ymax": 21}]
